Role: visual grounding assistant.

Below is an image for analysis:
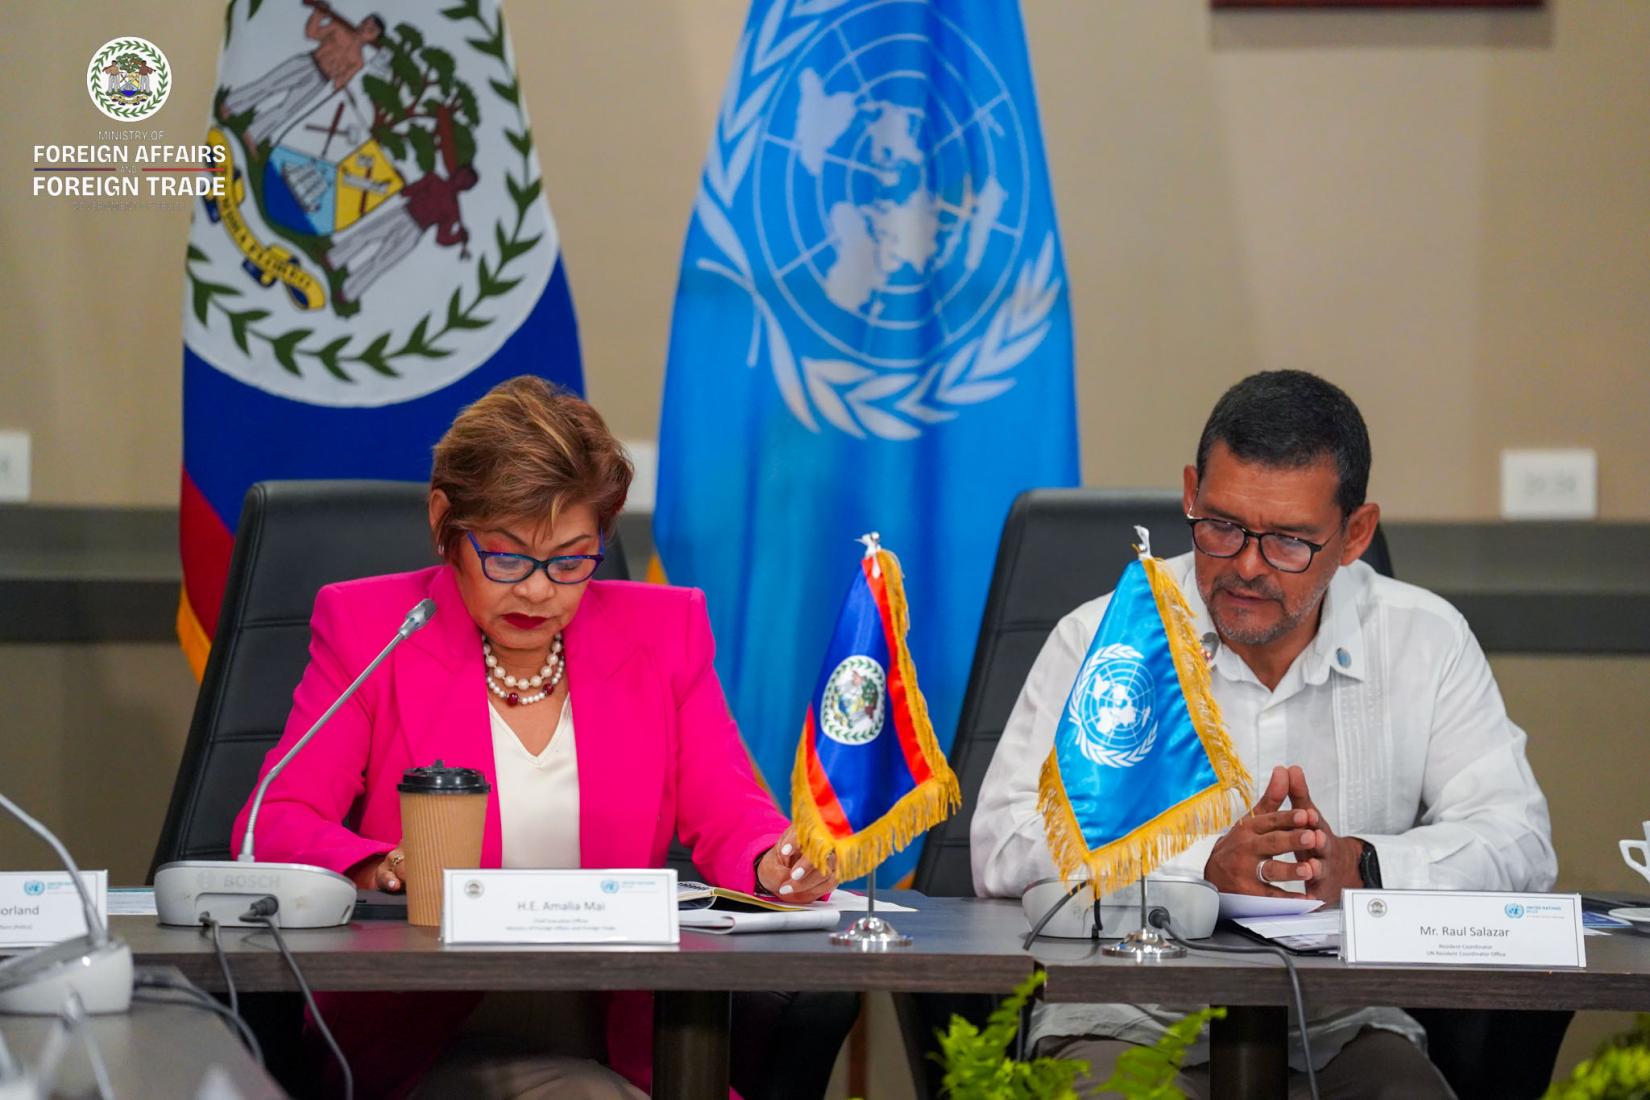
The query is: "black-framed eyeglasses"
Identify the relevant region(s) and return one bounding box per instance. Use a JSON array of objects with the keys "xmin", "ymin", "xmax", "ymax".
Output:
[
  {"xmin": 1184, "ymin": 513, "xmax": 1331, "ymax": 574},
  {"xmin": 466, "ymin": 531, "xmax": 605, "ymax": 585}
]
